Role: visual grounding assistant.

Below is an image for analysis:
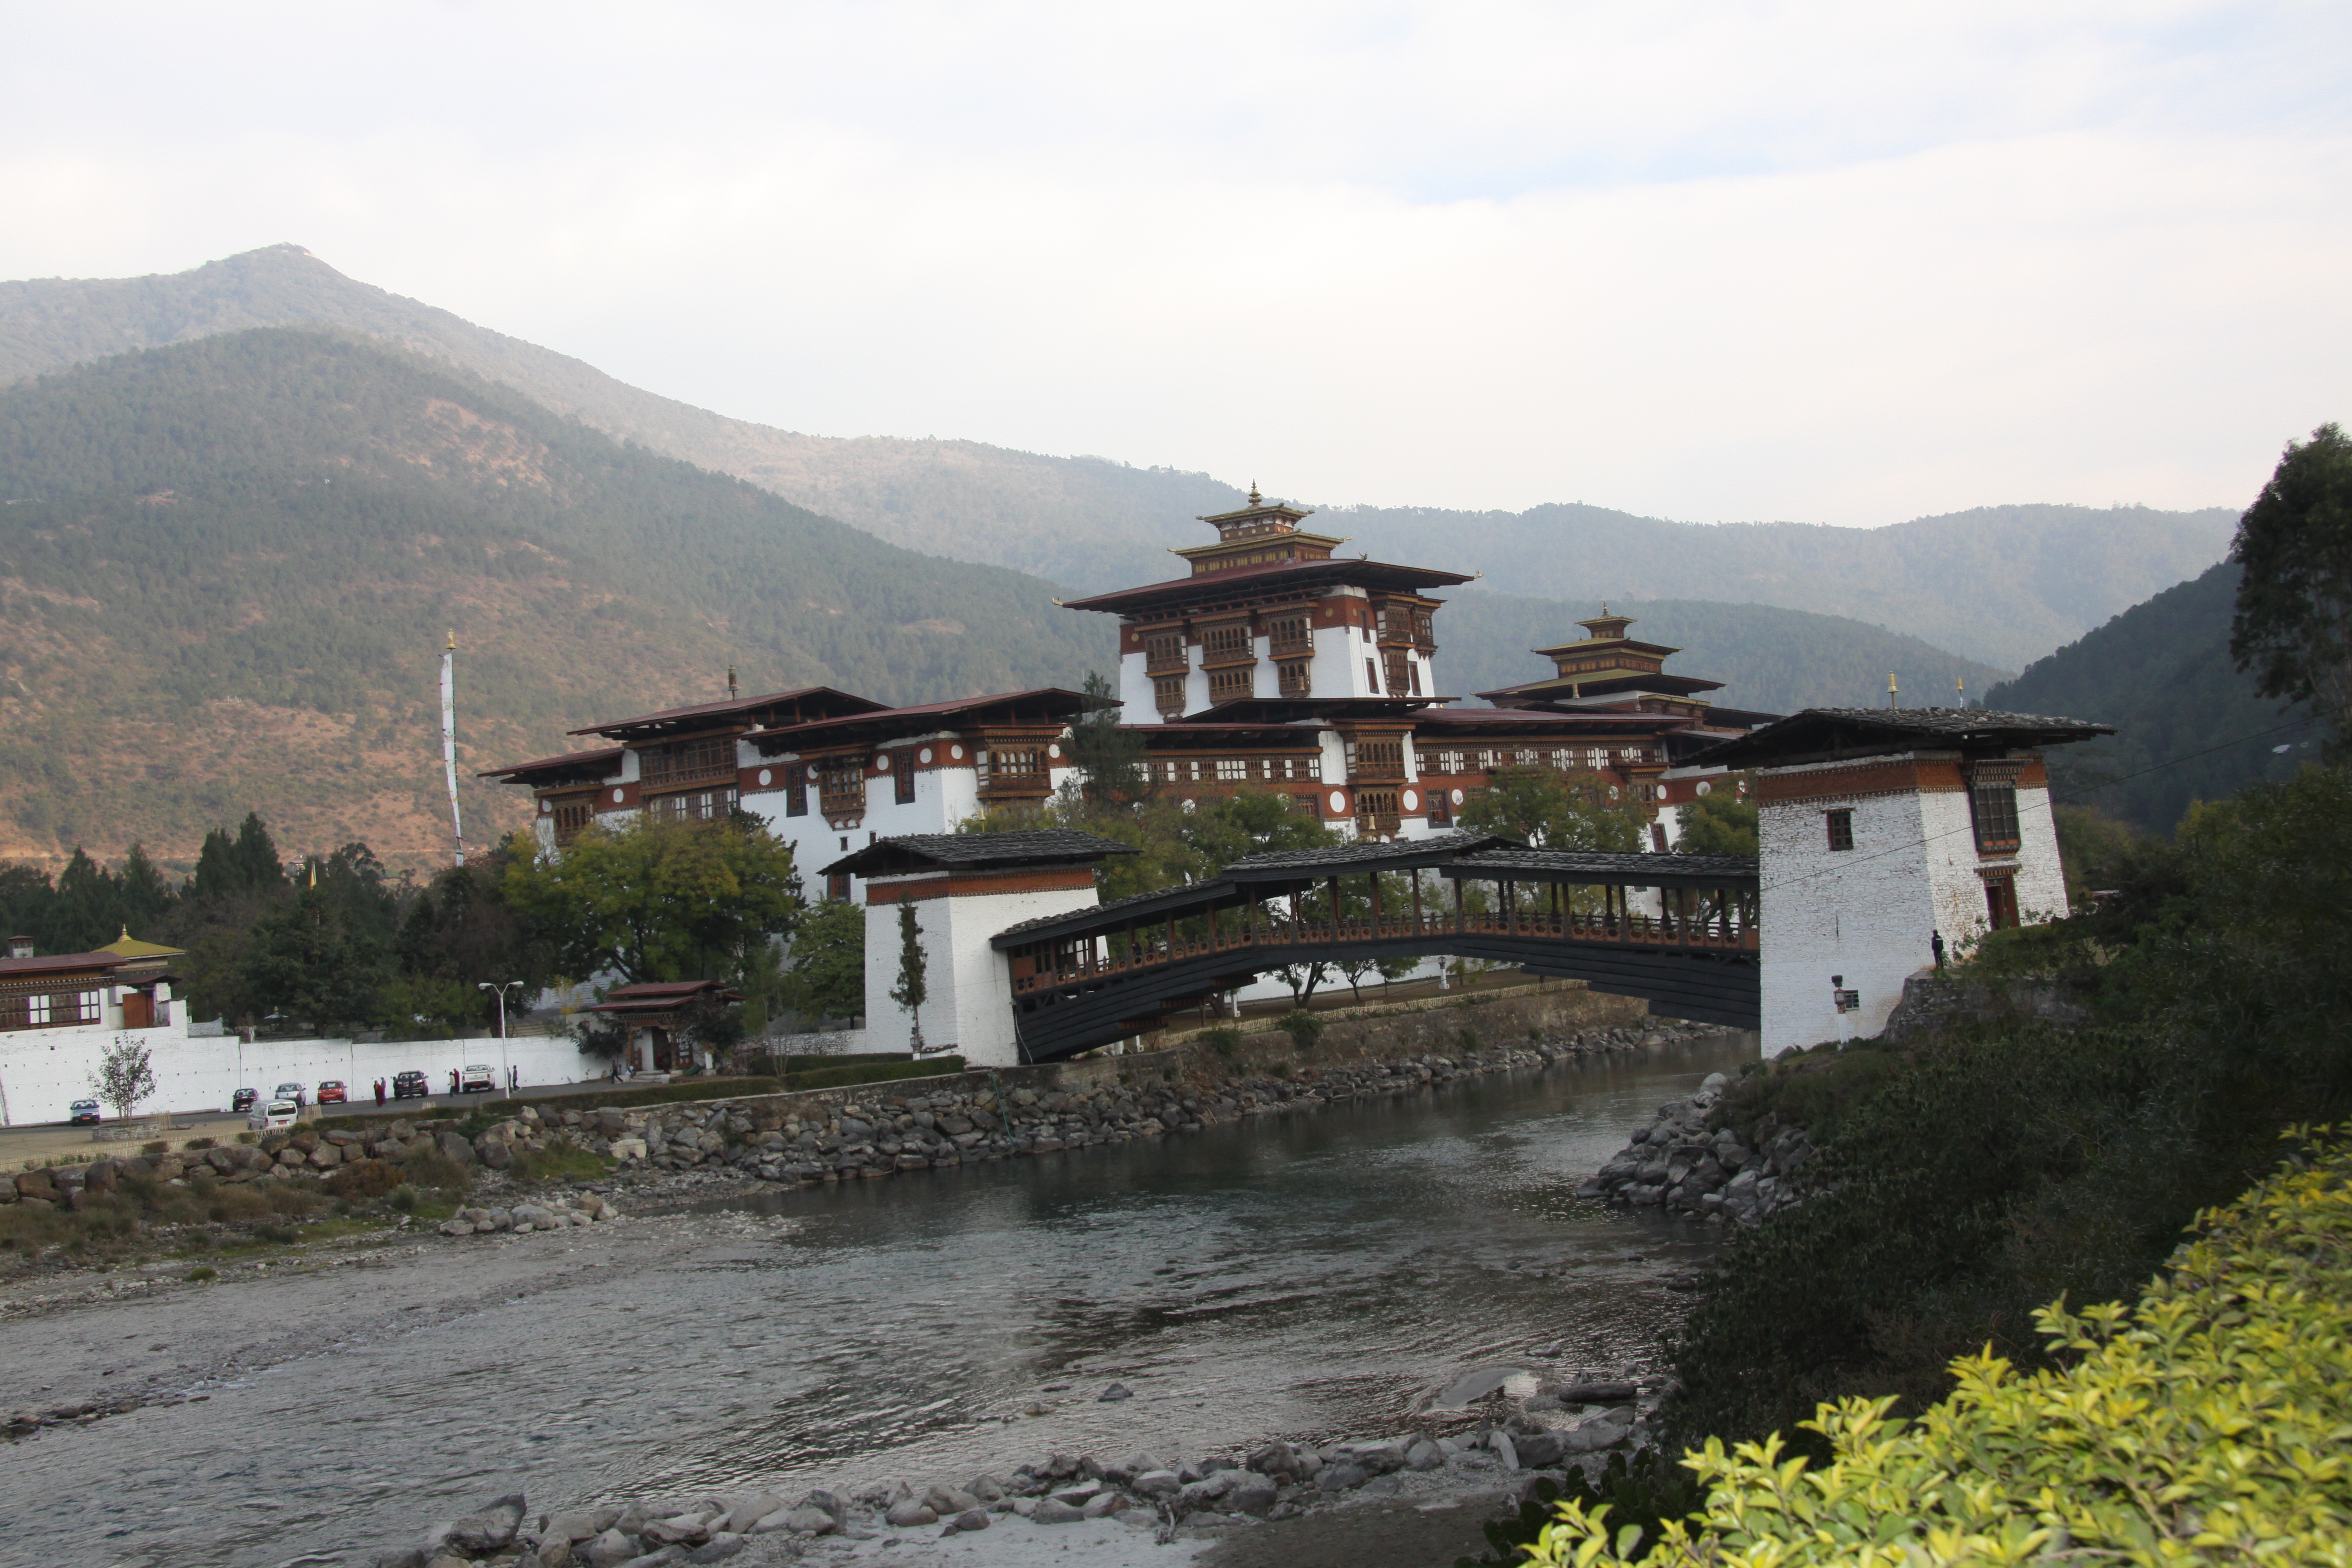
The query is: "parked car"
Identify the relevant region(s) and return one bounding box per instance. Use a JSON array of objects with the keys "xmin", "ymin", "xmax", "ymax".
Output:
[
  {"xmin": 231, "ymin": 1087, "xmax": 258, "ymax": 1113},
  {"xmin": 460, "ymin": 1064, "xmax": 496, "ymax": 1093},
  {"xmin": 68, "ymin": 1098, "xmax": 102, "ymax": 1126},
  {"xmin": 317, "ymin": 1080, "xmax": 347, "ymax": 1104},
  {"xmin": 249, "ymin": 1099, "xmax": 299, "ymax": 1131},
  {"xmin": 392, "ymin": 1071, "xmax": 429, "ymax": 1100},
  {"xmin": 274, "ymin": 1081, "xmax": 305, "ymax": 1108}
]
